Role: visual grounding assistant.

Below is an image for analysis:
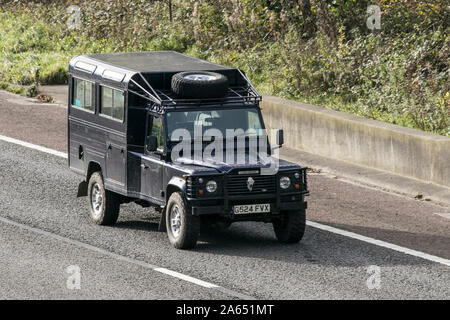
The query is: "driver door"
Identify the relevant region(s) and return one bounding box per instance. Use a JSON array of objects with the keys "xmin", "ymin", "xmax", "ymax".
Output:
[{"xmin": 141, "ymin": 115, "xmax": 164, "ymax": 202}]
